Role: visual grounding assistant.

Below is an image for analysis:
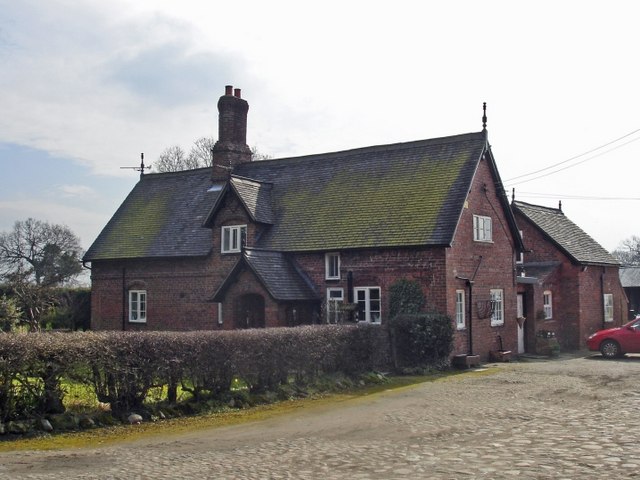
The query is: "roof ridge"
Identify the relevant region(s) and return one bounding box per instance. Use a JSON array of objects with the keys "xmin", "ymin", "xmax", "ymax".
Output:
[
  {"xmin": 249, "ymin": 131, "xmax": 486, "ymax": 166},
  {"xmin": 514, "ymin": 200, "xmax": 562, "ymax": 214}
]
